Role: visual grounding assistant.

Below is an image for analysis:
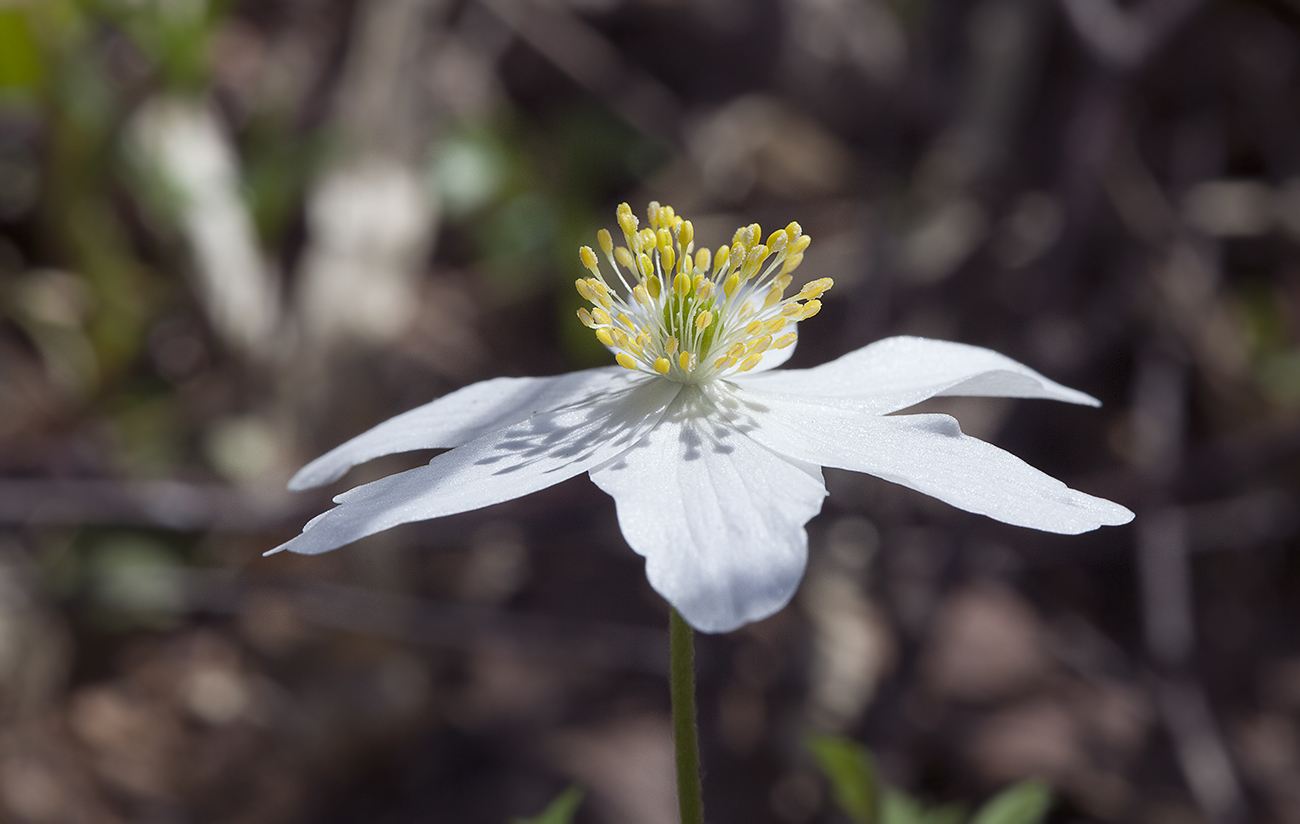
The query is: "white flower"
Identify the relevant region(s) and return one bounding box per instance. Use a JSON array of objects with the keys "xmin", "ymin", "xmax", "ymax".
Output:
[{"xmin": 272, "ymin": 203, "xmax": 1133, "ymax": 633}]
